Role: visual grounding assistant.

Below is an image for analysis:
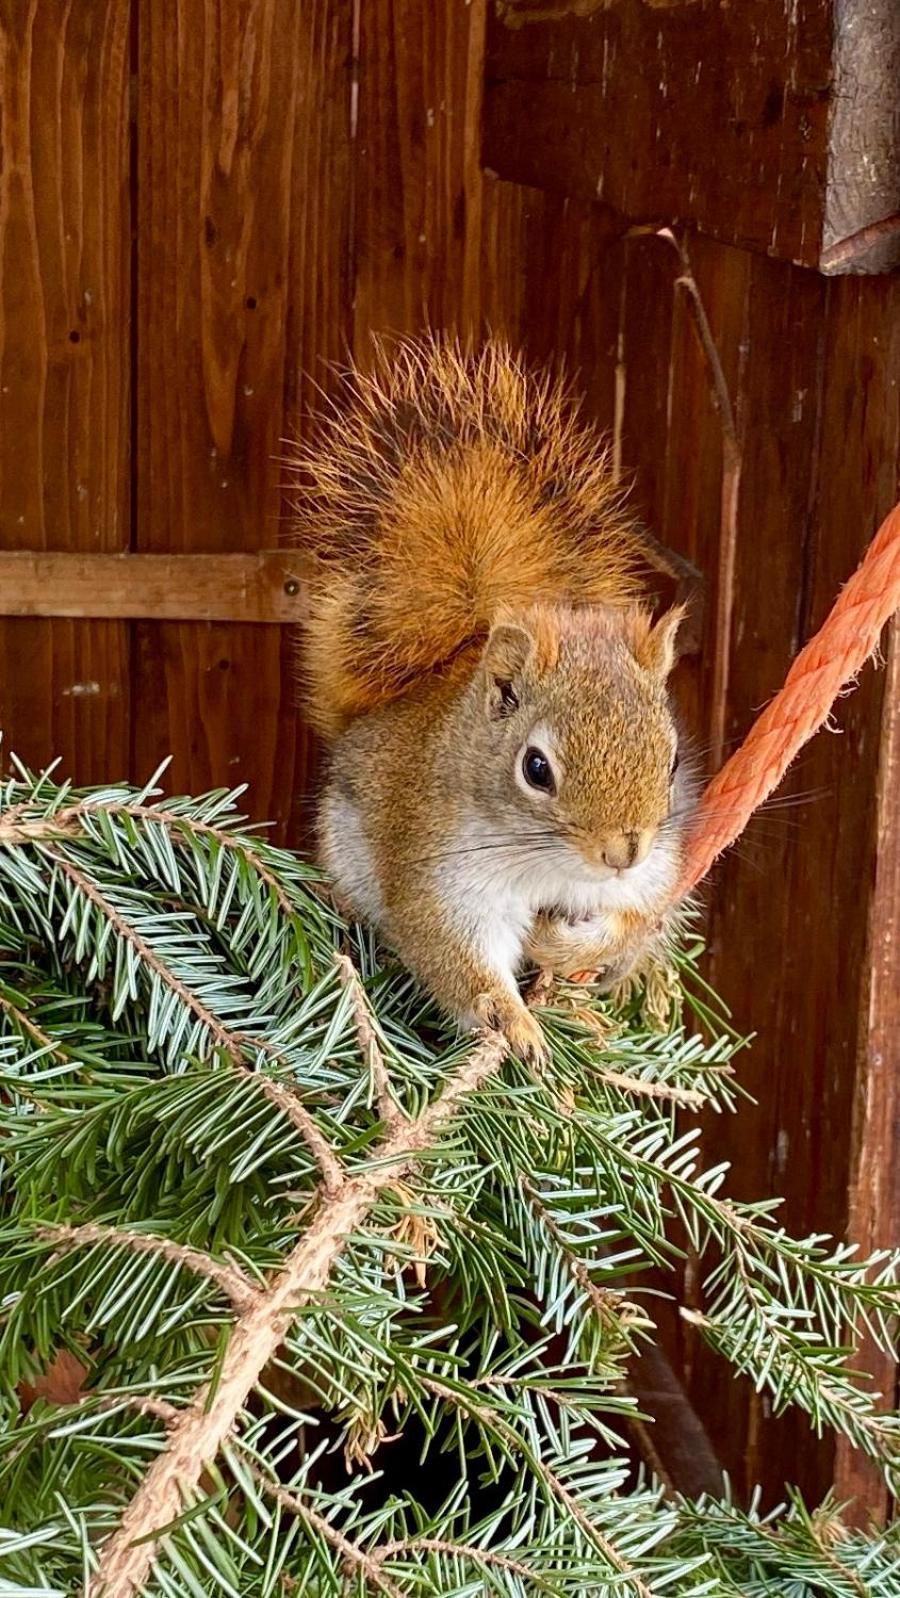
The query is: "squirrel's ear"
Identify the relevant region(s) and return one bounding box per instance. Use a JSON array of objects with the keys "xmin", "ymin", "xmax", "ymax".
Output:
[
  {"xmin": 482, "ymin": 622, "xmax": 534, "ymax": 718},
  {"xmin": 631, "ymin": 605, "xmax": 684, "ymax": 679}
]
